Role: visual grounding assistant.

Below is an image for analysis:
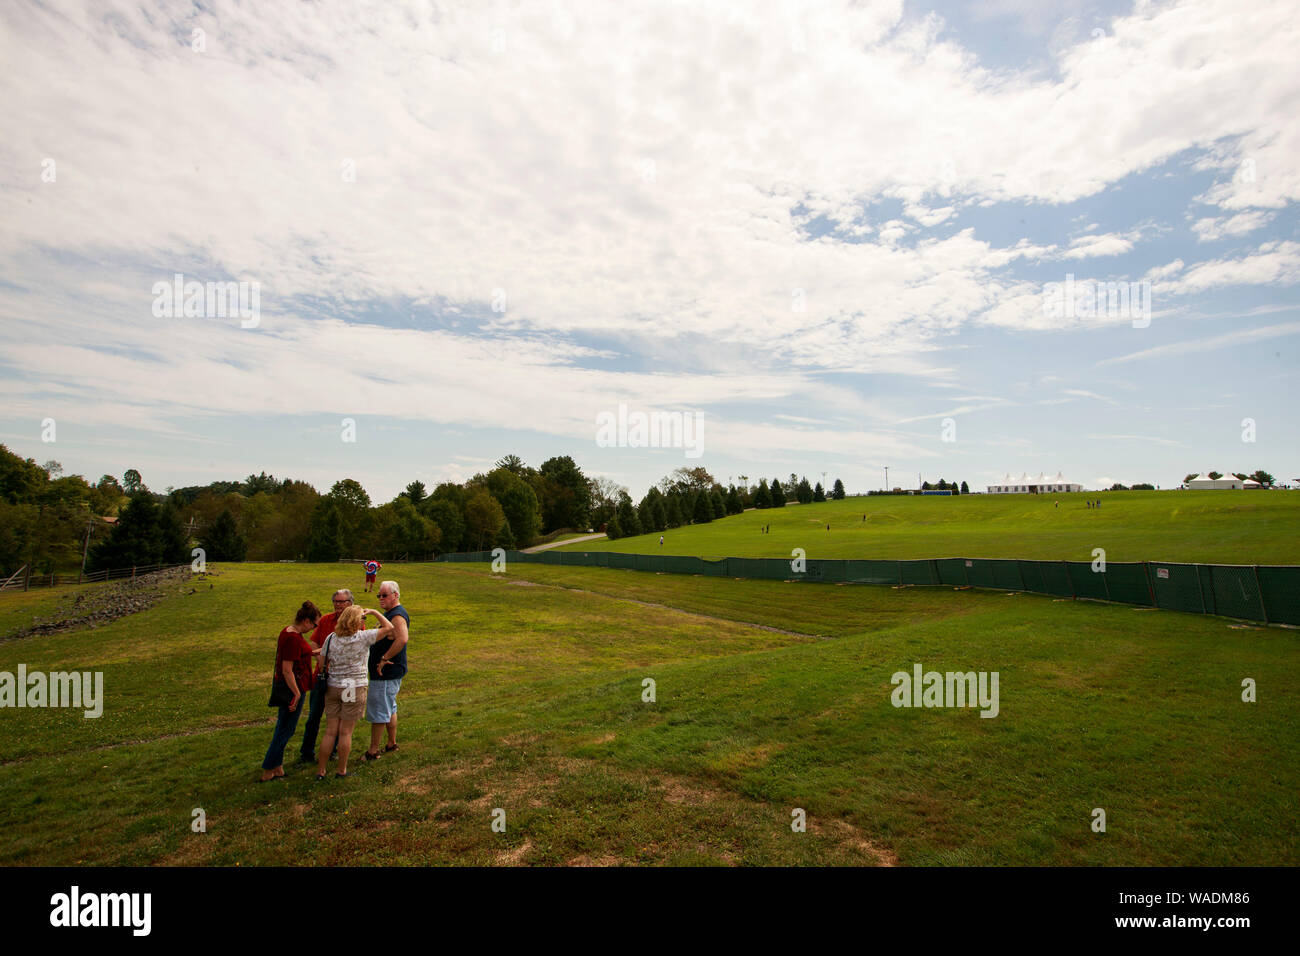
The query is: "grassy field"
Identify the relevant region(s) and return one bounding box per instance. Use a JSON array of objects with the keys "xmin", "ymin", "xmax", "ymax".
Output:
[
  {"xmin": 559, "ymin": 490, "xmax": 1300, "ymax": 564},
  {"xmin": 0, "ymin": 560, "xmax": 1296, "ymax": 866}
]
